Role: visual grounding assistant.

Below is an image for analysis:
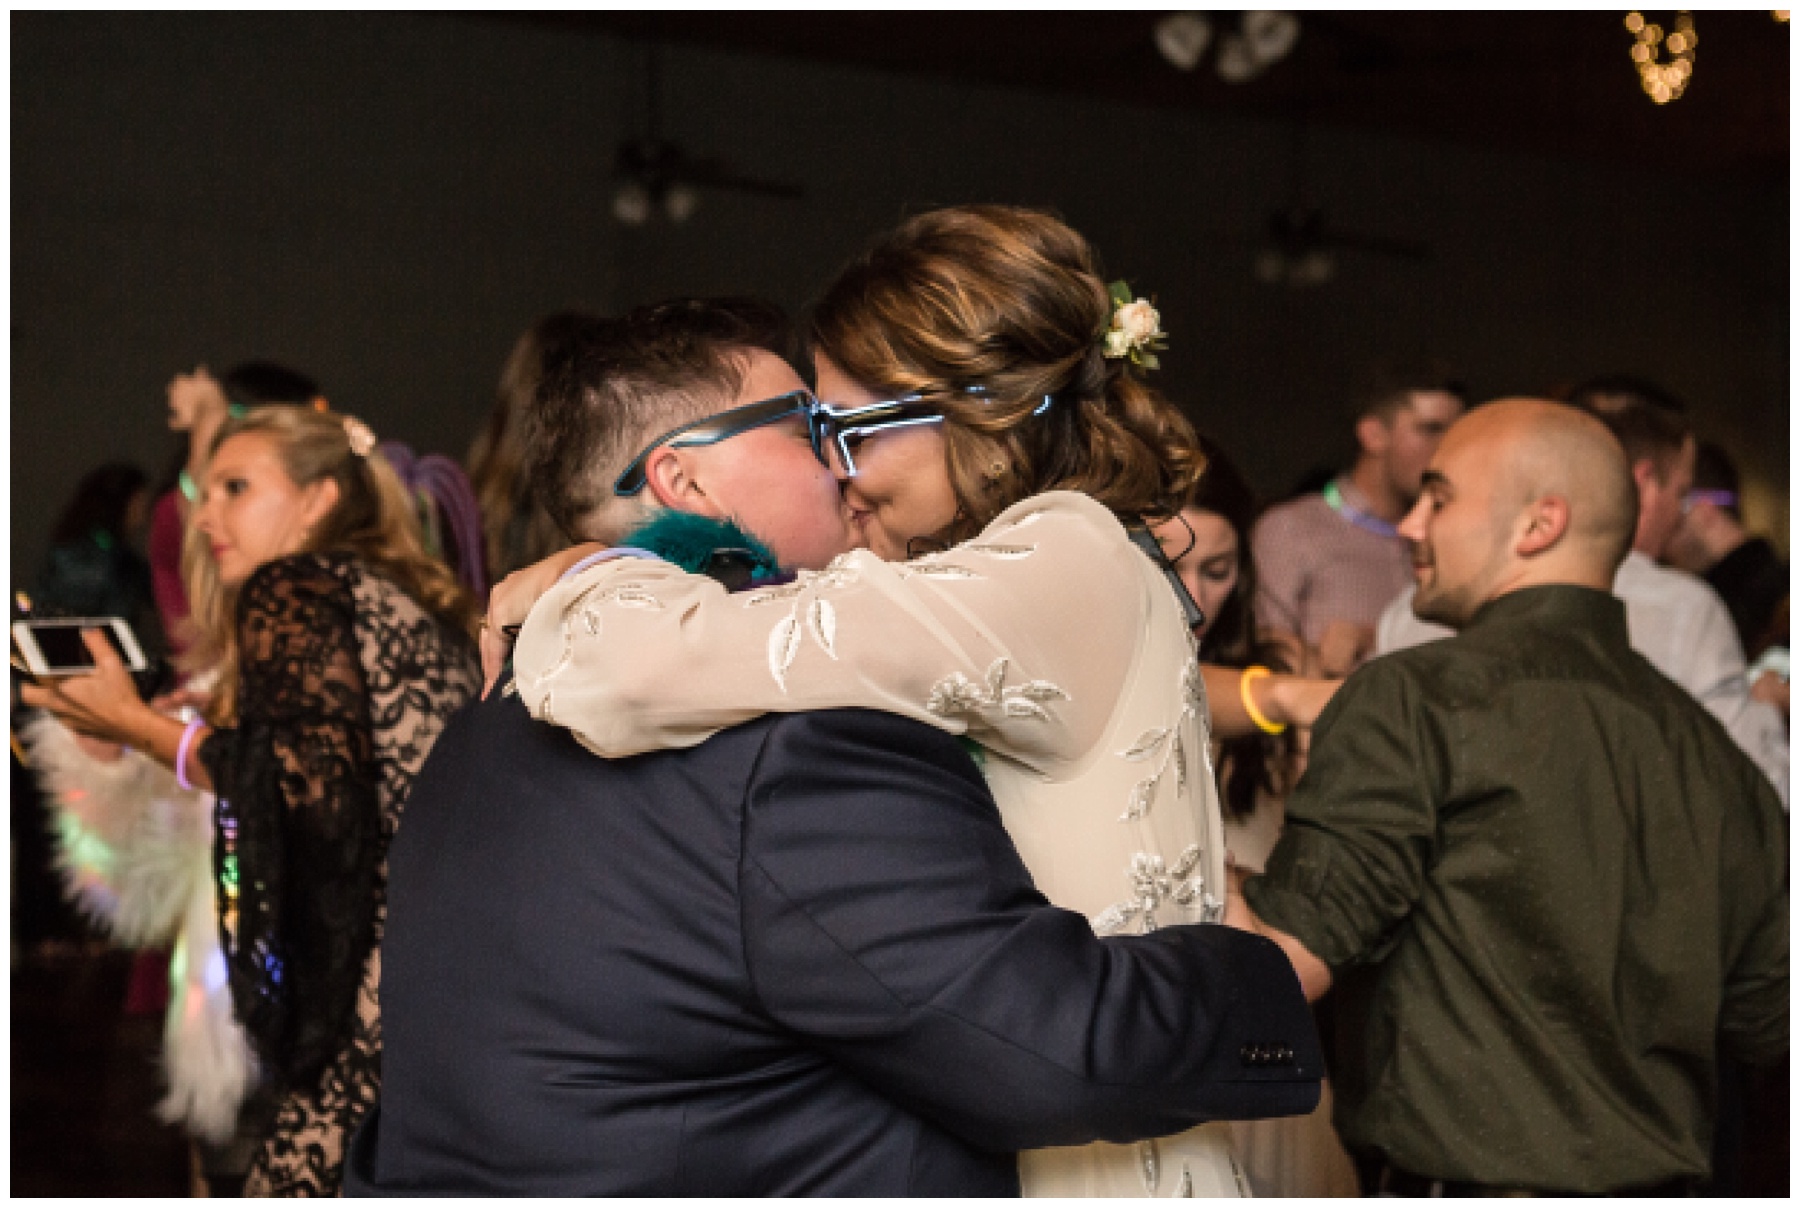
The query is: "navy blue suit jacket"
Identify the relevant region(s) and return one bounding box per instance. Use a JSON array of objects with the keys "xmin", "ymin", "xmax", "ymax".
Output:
[{"xmin": 346, "ymin": 692, "xmax": 1320, "ymax": 1195}]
